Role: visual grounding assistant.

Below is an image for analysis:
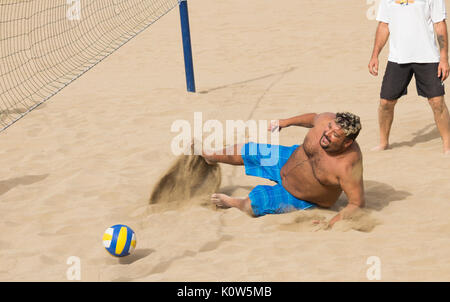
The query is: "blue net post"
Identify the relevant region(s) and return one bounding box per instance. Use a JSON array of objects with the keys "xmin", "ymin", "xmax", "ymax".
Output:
[{"xmin": 179, "ymin": 0, "xmax": 196, "ymax": 92}]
